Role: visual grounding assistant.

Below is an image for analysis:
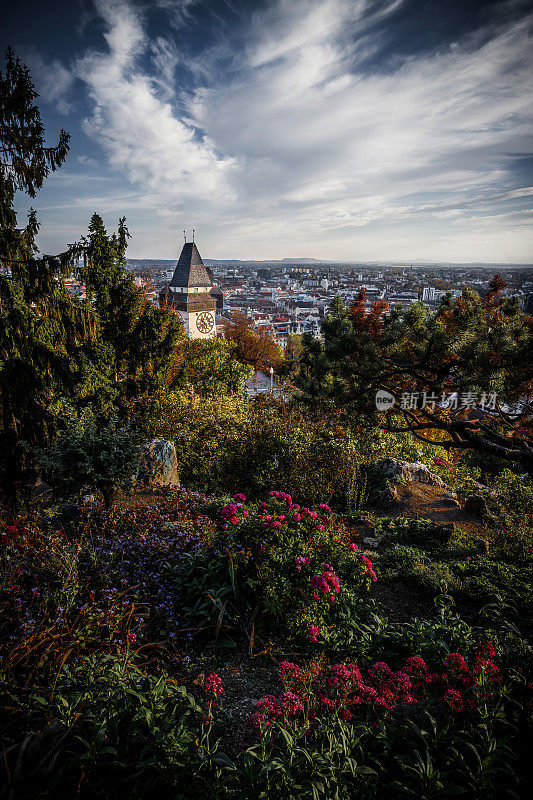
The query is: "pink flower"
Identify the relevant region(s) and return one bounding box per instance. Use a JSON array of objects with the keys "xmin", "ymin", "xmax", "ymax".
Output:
[
  {"xmin": 233, "ymin": 493, "xmax": 246, "ymax": 502},
  {"xmin": 222, "ymin": 524, "xmax": 228, "ymax": 530},
  {"xmin": 444, "ymin": 689, "xmax": 464, "ymax": 712},
  {"xmin": 404, "ymin": 656, "xmax": 428, "ymax": 676},
  {"xmin": 309, "ymin": 624, "xmax": 320, "ymax": 642},
  {"xmin": 443, "ymin": 653, "xmax": 468, "ymax": 674},
  {"xmin": 476, "ymin": 640, "xmax": 496, "ymax": 660},
  {"xmin": 317, "ymin": 524, "xmax": 325, "ymax": 532},
  {"xmin": 271, "ymin": 520, "xmax": 282, "ymax": 529},
  {"xmin": 230, "ymin": 516, "xmax": 239, "ymax": 525},
  {"xmin": 205, "ymin": 673, "xmax": 223, "ymax": 696},
  {"xmin": 281, "ymin": 691, "xmax": 304, "ymax": 715},
  {"xmin": 293, "ymin": 513, "xmax": 301, "ymax": 522},
  {"xmin": 348, "ymin": 542, "xmax": 358, "ymax": 551}
]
